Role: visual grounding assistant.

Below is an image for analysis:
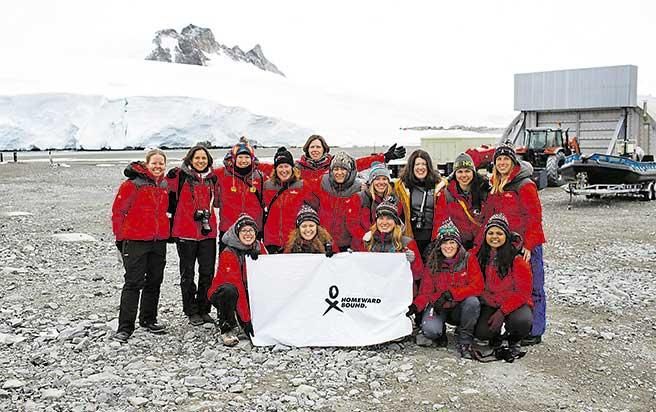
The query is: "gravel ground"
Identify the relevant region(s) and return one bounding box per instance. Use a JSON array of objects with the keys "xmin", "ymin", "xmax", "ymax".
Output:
[{"xmin": 0, "ymin": 160, "xmax": 655, "ymax": 412}]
